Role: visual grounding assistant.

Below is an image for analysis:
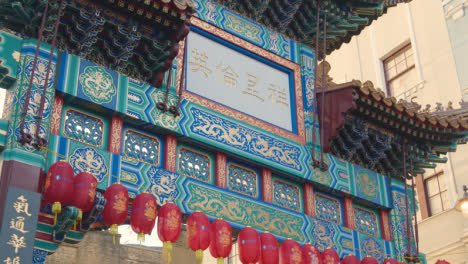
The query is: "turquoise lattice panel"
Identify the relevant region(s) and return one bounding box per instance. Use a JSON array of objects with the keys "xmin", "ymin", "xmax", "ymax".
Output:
[
  {"xmin": 63, "ymin": 109, "xmax": 104, "ymax": 148},
  {"xmin": 306, "ymin": 216, "xmax": 354, "ymax": 258},
  {"xmin": 193, "ymin": 0, "xmax": 297, "ymax": 62},
  {"xmin": 354, "ymin": 206, "xmax": 380, "ymax": 237},
  {"xmin": 0, "ymin": 29, "xmax": 22, "ymax": 88},
  {"xmin": 177, "ymin": 146, "xmax": 213, "ymax": 184},
  {"xmin": 272, "ymin": 178, "xmax": 302, "ymax": 212},
  {"xmin": 315, "ymin": 193, "xmax": 342, "ymax": 225},
  {"xmin": 122, "ymin": 128, "xmax": 160, "ymax": 166},
  {"xmin": 227, "ymin": 162, "xmax": 259, "ymax": 198},
  {"xmin": 349, "ymin": 164, "xmax": 391, "ymax": 208},
  {"xmin": 357, "ymin": 232, "xmax": 387, "ymax": 263}
]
